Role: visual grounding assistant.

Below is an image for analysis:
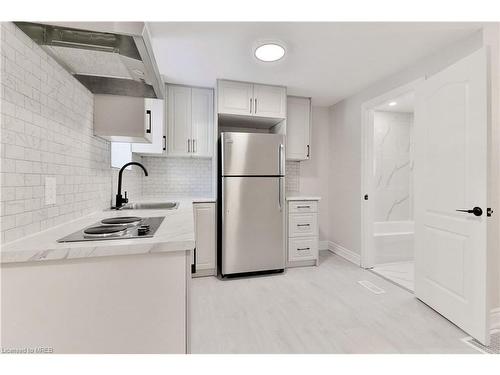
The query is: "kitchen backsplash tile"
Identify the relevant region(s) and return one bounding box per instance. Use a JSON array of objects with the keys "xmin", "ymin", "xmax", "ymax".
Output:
[
  {"xmin": 286, "ymin": 161, "xmax": 300, "ymax": 192},
  {"xmin": 141, "ymin": 157, "xmax": 213, "ymax": 197},
  {"xmin": 0, "ymin": 22, "xmax": 113, "ymax": 243}
]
